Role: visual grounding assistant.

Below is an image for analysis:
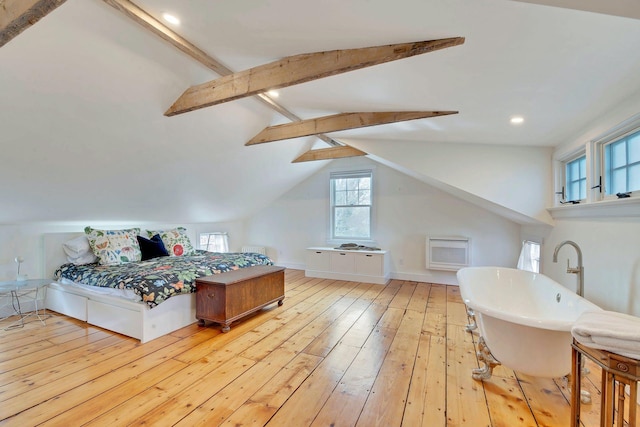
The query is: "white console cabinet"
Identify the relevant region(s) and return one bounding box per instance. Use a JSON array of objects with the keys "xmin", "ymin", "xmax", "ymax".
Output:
[{"xmin": 305, "ymin": 247, "xmax": 389, "ymax": 284}]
